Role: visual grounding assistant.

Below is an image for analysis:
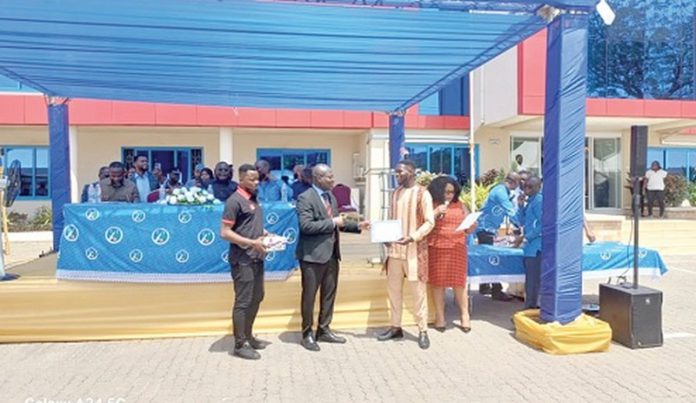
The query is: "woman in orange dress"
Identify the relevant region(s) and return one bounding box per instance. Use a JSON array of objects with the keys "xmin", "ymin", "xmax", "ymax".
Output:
[{"xmin": 427, "ymin": 176, "xmax": 476, "ymax": 333}]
